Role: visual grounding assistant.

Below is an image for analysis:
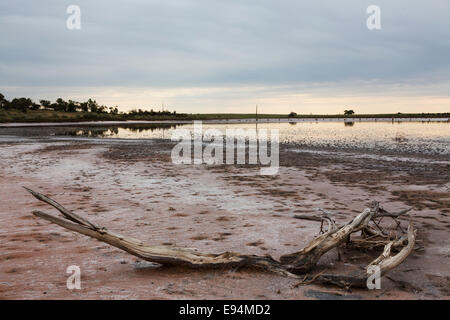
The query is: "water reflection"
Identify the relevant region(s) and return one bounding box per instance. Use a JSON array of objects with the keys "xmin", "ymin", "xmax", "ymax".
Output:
[
  {"xmin": 49, "ymin": 121, "xmax": 449, "ymax": 155},
  {"xmin": 58, "ymin": 124, "xmax": 179, "ymax": 138}
]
